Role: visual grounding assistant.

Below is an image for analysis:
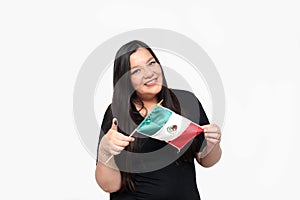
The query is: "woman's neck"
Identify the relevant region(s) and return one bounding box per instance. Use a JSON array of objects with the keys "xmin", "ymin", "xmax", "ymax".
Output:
[
  {"xmin": 134, "ymin": 96, "xmax": 158, "ymax": 117},
  {"xmin": 138, "ymin": 94, "xmax": 157, "ymax": 104}
]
